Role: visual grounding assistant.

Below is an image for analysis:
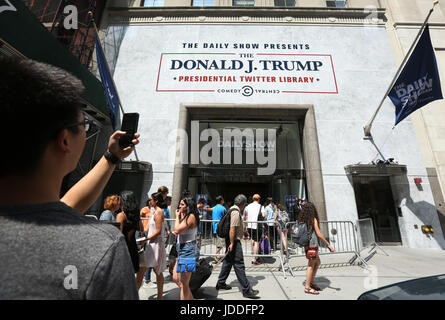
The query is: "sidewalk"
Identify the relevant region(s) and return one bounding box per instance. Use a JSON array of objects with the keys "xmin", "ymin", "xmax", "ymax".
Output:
[{"xmin": 138, "ymin": 246, "xmax": 445, "ymax": 300}]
